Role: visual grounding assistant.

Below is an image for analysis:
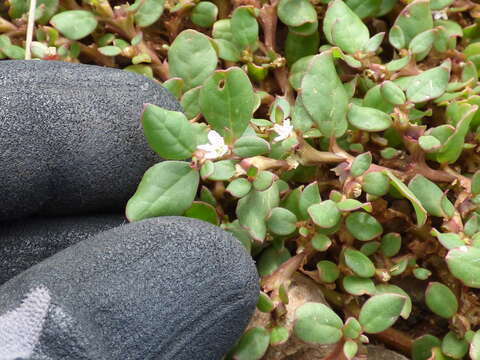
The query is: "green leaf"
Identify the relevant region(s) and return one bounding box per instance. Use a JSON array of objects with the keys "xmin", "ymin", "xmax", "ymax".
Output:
[
  {"xmin": 412, "ymin": 335, "xmax": 442, "ymax": 360},
  {"xmin": 343, "ymin": 340, "xmax": 358, "ymax": 360},
  {"xmin": 231, "ymin": 6, "xmax": 258, "ymax": 49},
  {"xmin": 384, "ymin": 171, "xmax": 427, "ymax": 226},
  {"xmin": 473, "ymin": 171, "xmax": 480, "ymax": 195},
  {"xmin": 363, "ymin": 32, "xmax": 385, "ymax": 53},
  {"xmin": 199, "ymin": 67, "xmax": 255, "ymax": 139},
  {"xmin": 162, "ymin": 78, "xmax": 183, "ymax": 98},
  {"xmin": 413, "ymin": 267, "xmax": 431, "ymax": 280},
  {"xmin": 432, "ymin": 103, "xmax": 477, "ymax": 164},
  {"xmin": 213, "ymin": 39, "xmax": 241, "ymax": 62},
  {"xmin": 228, "ymin": 327, "xmax": 270, "ymax": 360},
  {"xmin": 380, "ymin": 233, "xmax": 402, "ymax": 257},
  {"xmin": 337, "ymin": 199, "xmax": 372, "ymax": 213},
  {"xmin": 409, "ymin": 29, "xmax": 436, "ymax": 59},
  {"xmin": 435, "ymin": 231, "xmax": 465, "ymax": 250},
  {"xmin": 257, "ymin": 292, "xmax": 275, "ymax": 313},
  {"xmin": 344, "ymin": 248, "xmax": 375, "ymax": 278},
  {"xmin": 348, "ymin": 104, "xmax": 392, "ymax": 132},
  {"xmin": 323, "ymin": 0, "xmax": 370, "ymax": 54},
  {"xmin": 389, "ymin": 25, "xmax": 406, "ymax": 49},
  {"xmin": 308, "ymin": 200, "xmax": 341, "ymax": 229},
  {"xmin": 237, "ymin": 183, "xmax": 279, "ymax": 241},
  {"xmin": 351, "ymin": 152, "xmax": 372, "ymax": 177},
  {"xmin": 362, "ymin": 172, "xmax": 390, "ymax": 196},
  {"xmin": 364, "ymin": 84, "xmax": 394, "ymax": 113},
  {"xmin": 343, "ymin": 317, "xmax": 362, "ymax": 339},
  {"xmin": 299, "ymin": 182, "xmax": 321, "ymax": 220},
  {"xmin": 343, "ymin": 275, "xmax": 376, "ymax": 295},
  {"xmin": 270, "ymin": 327, "xmax": 289, "ymax": 345},
  {"xmin": 381, "ymin": 80, "xmax": 406, "ymax": 105},
  {"xmin": 285, "ymin": 32, "xmax": 319, "ymax": 66},
  {"xmin": 2, "ymin": 45, "xmax": 25, "ymax": 59},
  {"xmin": 311, "ymin": 233, "xmax": 332, "ymax": 251},
  {"xmin": 257, "ymin": 246, "xmax": 291, "ymax": 276},
  {"xmin": 227, "ymin": 178, "xmax": 252, "ymax": 198},
  {"xmin": 446, "ymin": 246, "xmax": 480, "ymax": 288},
  {"xmin": 134, "ymin": 0, "xmax": 165, "ymax": 27},
  {"xmin": 406, "ymin": 60, "xmax": 451, "ymax": 103},
  {"xmin": 317, "ymin": 260, "xmax": 340, "ymax": 283},
  {"xmin": 408, "ymin": 175, "xmax": 454, "ymax": 218},
  {"xmin": 389, "ymin": 0, "xmax": 433, "ymax": 49},
  {"xmin": 184, "ymin": 201, "xmax": 219, "ymax": 225},
  {"xmin": 442, "ymin": 331, "xmax": 468, "ymax": 359},
  {"xmin": 430, "ymin": 0, "xmax": 454, "ymax": 10},
  {"xmin": 346, "ymin": 0, "xmax": 382, "ymax": 19},
  {"xmin": 470, "ymin": 331, "xmax": 480, "ymax": 360},
  {"xmin": 267, "ymin": 207, "xmax": 297, "ymax": 235},
  {"xmin": 124, "ymin": 64, "xmax": 154, "ymax": 79},
  {"xmin": 375, "ymin": 284, "xmax": 412, "ymax": 319},
  {"xmin": 301, "ymin": 51, "xmax": 349, "ymax": 138},
  {"xmin": 168, "ymin": 30, "xmax": 218, "ymax": 90},
  {"xmin": 50, "ymin": 10, "xmax": 98, "ymax": 40},
  {"xmin": 191, "ymin": 1, "xmax": 218, "ymax": 28},
  {"xmin": 294, "ymin": 302, "xmax": 343, "ymax": 345},
  {"xmin": 126, "ymin": 161, "xmax": 199, "ymax": 221},
  {"xmin": 418, "ymin": 135, "xmax": 442, "ymax": 152},
  {"xmin": 278, "ymin": 0, "xmax": 317, "ymax": 28},
  {"xmin": 359, "ymin": 294, "xmax": 406, "ymax": 333},
  {"xmin": 346, "ymin": 212, "xmax": 383, "ymax": 241},
  {"xmin": 208, "ymin": 160, "xmax": 235, "ymax": 181},
  {"xmin": 425, "ymin": 282, "xmax": 458, "ymax": 319},
  {"xmin": 98, "ymin": 45, "xmax": 122, "ymax": 57},
  {"xmin": 180, "ymin": 86, "xmax": 202, "ymax": 120},
  {"xmin": 141, "ymin": 105, "xmax": 196, "ymax": 160},
  {"xmin": 360, "ymin": 241, "xmax": 380, "ymax": 256},
  {"xmin": 233, "ymin": 136, "xmax": 270, "ymax": 157},
  {"xmin": 253, "ymin": 171, "xmax": 275, "ymax": 191}
]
